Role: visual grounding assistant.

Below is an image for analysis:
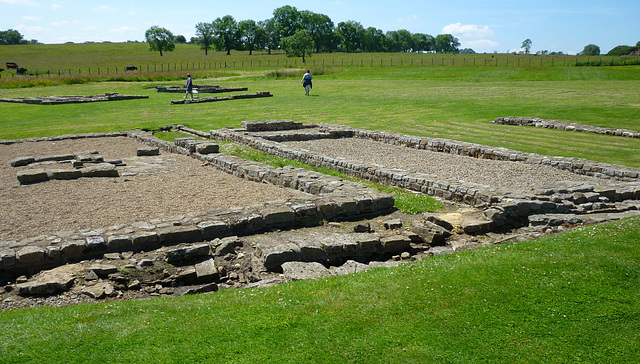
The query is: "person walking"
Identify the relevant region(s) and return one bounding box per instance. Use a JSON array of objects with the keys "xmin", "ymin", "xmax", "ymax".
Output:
[
  {"xmin": 302, "ymin": 70, "xmax": 312, "ymax": 96},
  {"xmin": 184, "ymin": 73, "xmax": 194, "ymax": 99}
]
